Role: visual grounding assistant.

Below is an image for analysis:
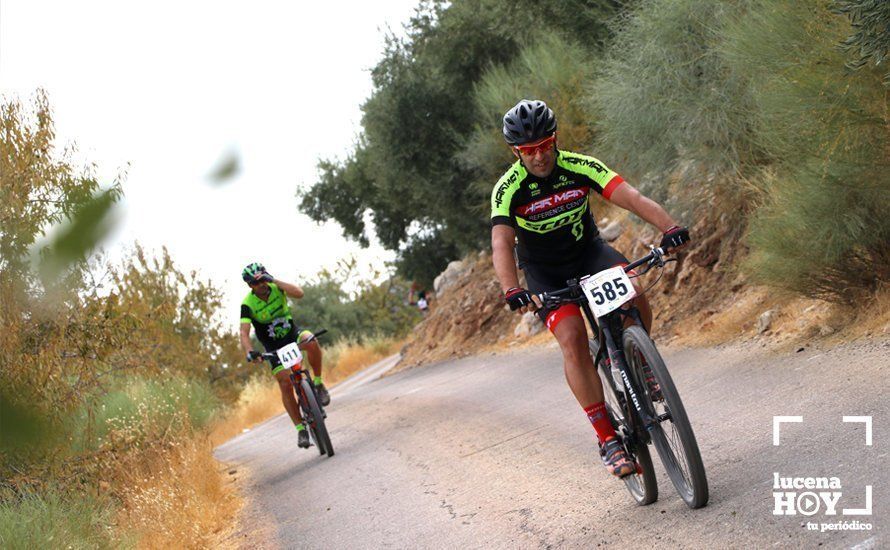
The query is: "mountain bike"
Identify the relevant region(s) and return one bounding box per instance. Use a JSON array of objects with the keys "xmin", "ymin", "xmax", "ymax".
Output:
[
  {"xmin": 538, "ymin": 246, "xmax": 708, "ymax": 508},
  {"xmin": 262, "ymin": 330, "xmax": 334, "ymax": 457}
]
